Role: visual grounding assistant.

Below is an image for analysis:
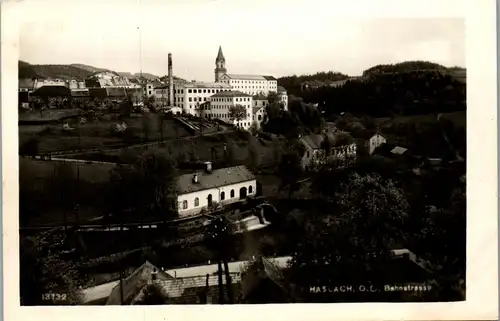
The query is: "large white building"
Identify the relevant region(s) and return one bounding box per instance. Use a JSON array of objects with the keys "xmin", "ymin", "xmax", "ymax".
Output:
[
  {"xmin": 214, "ymin": 46, "xmax": 288, "ymax": 110},
  {"xmin": 176, "ymin": 163, "xmax": 257, "ymax": 217},
  {"xmin": 205, "ymin": 90, "xmax": 254, "ymax": 130},
  {"xmin": 173, "ymin": 82, "xmax": 232, "ymax": 115}
]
